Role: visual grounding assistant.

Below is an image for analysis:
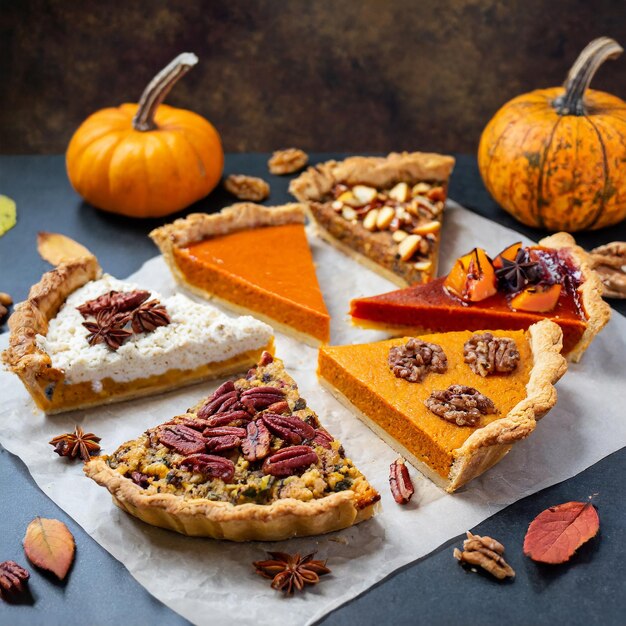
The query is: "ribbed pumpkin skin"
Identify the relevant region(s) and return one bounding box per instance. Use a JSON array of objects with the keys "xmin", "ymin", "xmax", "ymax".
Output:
[
  {"xmin": 66, "ymin": 103, "xmax": 223, "ymax": 218},
  {"xmin": 478, "ymin": 87, "xmax": 626, "ymax": 231}
]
